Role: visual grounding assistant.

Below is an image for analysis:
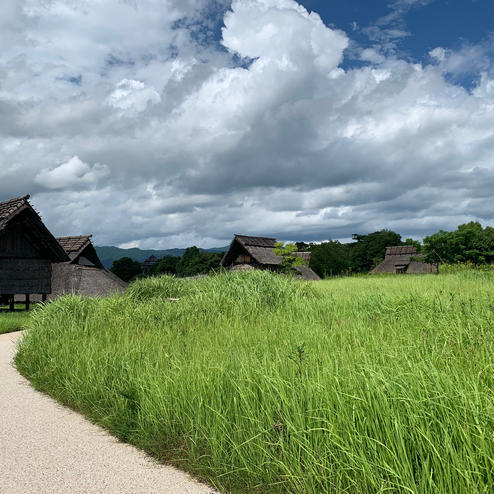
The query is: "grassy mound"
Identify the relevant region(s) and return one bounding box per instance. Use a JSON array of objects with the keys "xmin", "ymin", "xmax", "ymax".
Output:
[{"xmin": 15, "ymin": 270, "xmax": 493, "ymax": 493}]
